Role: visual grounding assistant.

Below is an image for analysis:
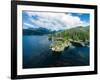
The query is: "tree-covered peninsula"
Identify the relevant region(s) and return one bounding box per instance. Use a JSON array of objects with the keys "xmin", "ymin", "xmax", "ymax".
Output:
[{"xmin": 49, "ymin": 26, "xmax": 89, "ymax": 52}]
